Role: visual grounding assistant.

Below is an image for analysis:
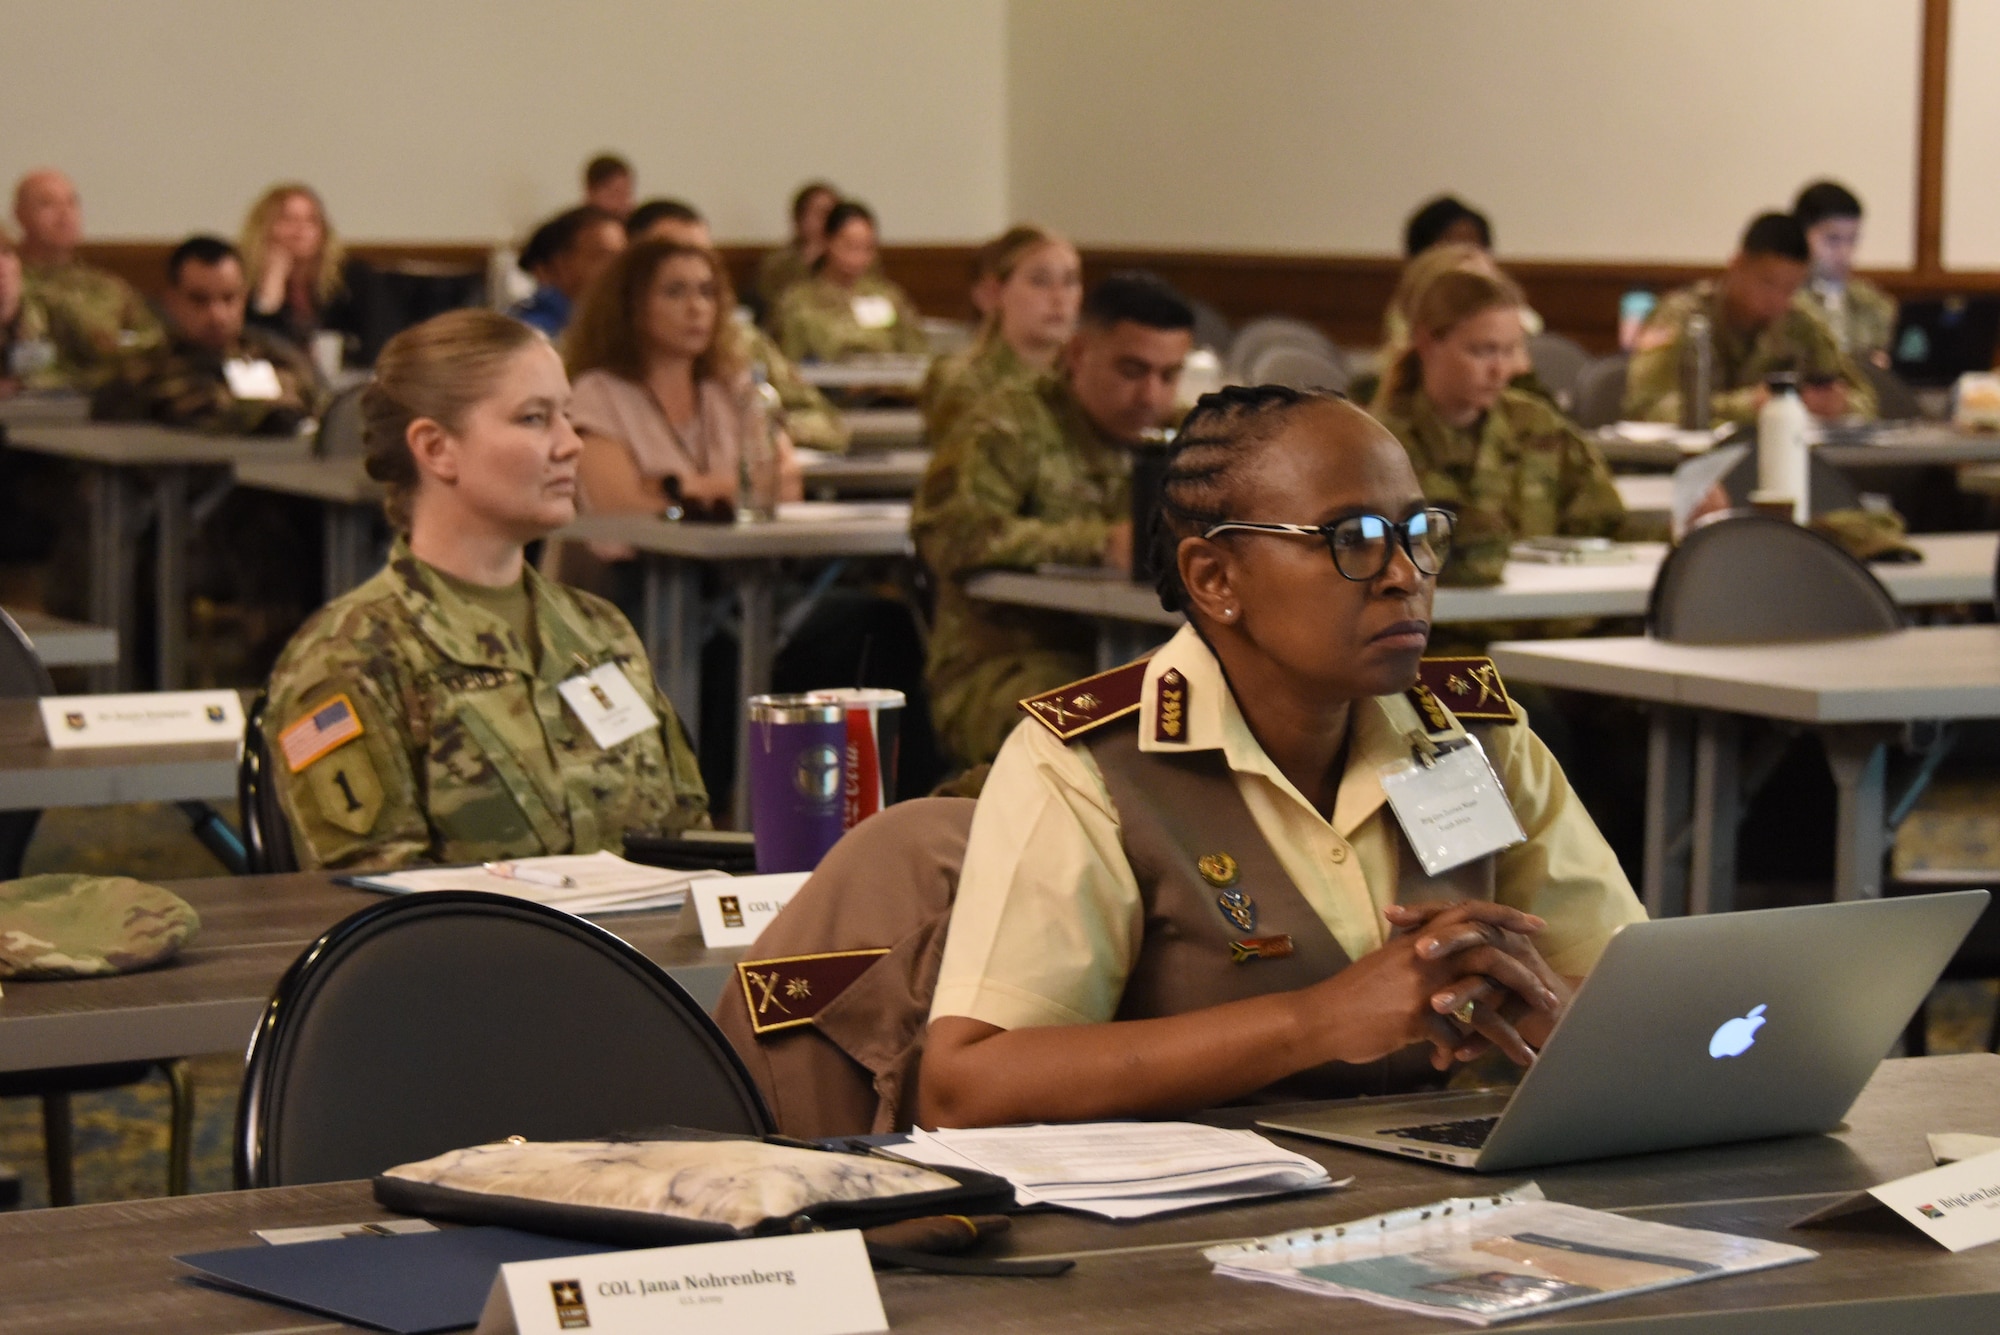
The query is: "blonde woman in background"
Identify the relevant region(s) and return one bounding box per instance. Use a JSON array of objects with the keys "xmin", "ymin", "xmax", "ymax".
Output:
[
  {"xmin": 920, "ymin": 225, "xmax": 1083, "ymax": 442},
  {"xmin": 239, "ymin": 182, "xmax": 358, "ymax": 357}
]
